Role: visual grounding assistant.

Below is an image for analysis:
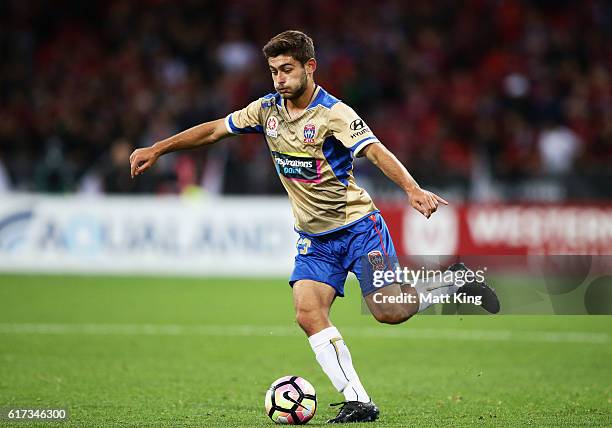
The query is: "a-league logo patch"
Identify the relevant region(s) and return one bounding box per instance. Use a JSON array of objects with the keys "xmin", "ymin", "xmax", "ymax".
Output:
[
  {"xmin": 367, "ymin": 250, "xmax": 386, "ymax": 271},
  {"xmin": 303, "ymin": 123, "xmax": 316, "ymax": 144},
  {"xmin": 266, "ymin": 116, "xmax": 278, "ymax": 138}
]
